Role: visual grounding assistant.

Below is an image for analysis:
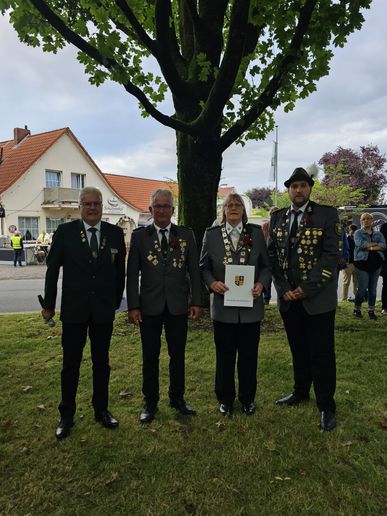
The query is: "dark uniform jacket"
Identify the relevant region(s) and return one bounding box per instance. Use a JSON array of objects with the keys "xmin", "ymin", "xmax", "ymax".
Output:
[
  {"xmin": 200, "ymin": 223, "xmax": 272, "ymax": 323},
  {"xmin": 44, "ymin": 220, "xmax": 126, "ymax": 323},
  {"xmin": 126, "ymin": 223, "xmax": 202, "ymax": 316},
  {"xmin": 268, "ymin": 201, "xmax": 340, "ymax": 315}
]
